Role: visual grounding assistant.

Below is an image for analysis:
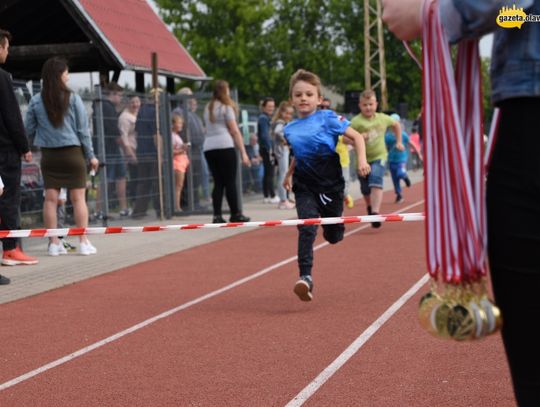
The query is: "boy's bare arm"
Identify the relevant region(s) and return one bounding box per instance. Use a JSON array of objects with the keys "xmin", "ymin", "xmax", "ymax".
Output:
[
  {"xmin": 343, "ymin": 127, "xmax": 371, "ymax": 177},
  {"xmin": 283, "ymin": 157, "xmax": 295, "ymax": 191}
]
